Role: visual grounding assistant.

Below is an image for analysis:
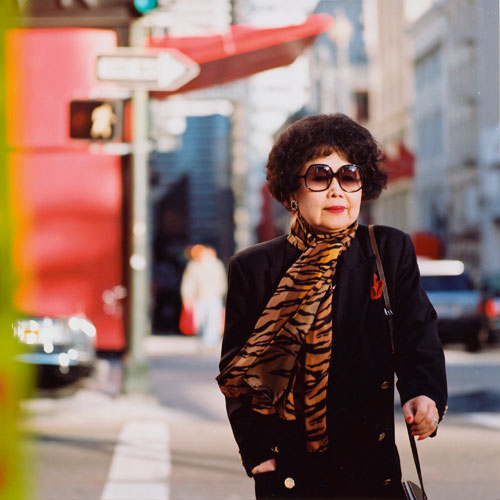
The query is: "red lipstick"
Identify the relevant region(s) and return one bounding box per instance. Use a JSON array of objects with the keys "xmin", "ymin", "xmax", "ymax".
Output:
[{"xmin": 325, "ymin": 206, "xmax": 346, "ymax": 214}]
